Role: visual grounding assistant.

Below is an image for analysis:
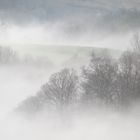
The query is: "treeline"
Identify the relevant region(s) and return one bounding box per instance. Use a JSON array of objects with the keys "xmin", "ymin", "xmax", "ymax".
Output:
[
  {"xmin": 17, "ymin": 34, "xmax": 140, "ymax": 114},
  {"xmin": 0, "ymin": 46, "xmax": 19, "ymax": 64},
  {"xmin": 0, "ymin": 46, "xmax": 53, "ymax": 67}
]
